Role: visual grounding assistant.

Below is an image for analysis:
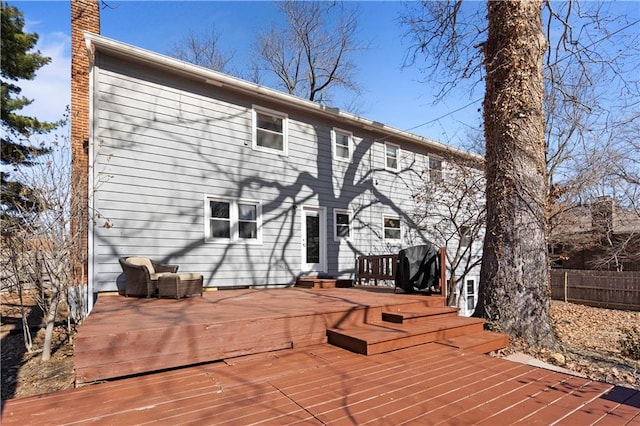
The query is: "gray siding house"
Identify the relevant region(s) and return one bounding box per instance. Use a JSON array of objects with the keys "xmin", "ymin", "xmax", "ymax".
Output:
[{"xmin": 86, "ymin": 33, "xmax": 483, "ymax": 309}]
